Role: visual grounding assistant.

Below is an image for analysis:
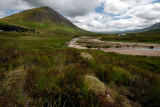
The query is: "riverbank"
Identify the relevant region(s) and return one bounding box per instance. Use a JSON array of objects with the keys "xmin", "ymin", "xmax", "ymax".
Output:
[{"xmin": 67, "ymin": 36, "xmax": 160, "ymax": 56}]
